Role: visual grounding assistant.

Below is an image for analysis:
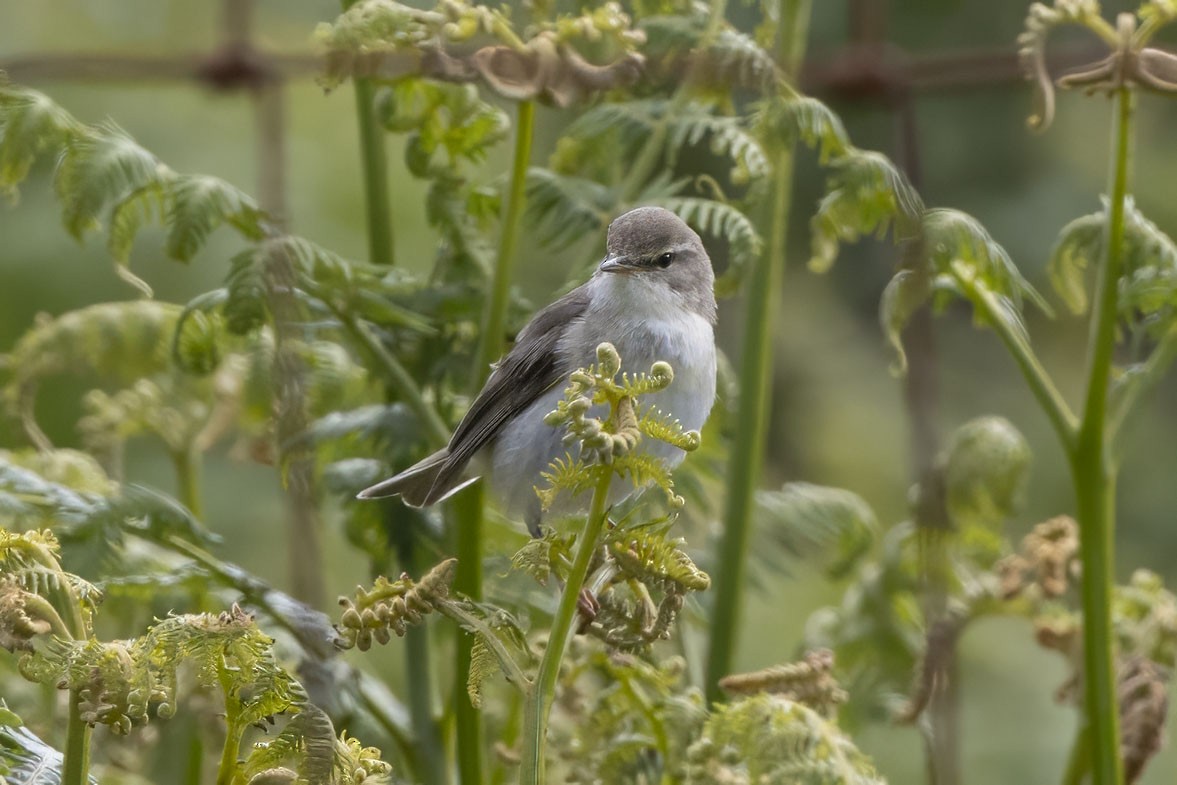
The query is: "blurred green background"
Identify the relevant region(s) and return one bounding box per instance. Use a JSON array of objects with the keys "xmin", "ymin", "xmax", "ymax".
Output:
[{"xmin": 4, "ymin": 1, "xmax": 1177, "ymax": 782}]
